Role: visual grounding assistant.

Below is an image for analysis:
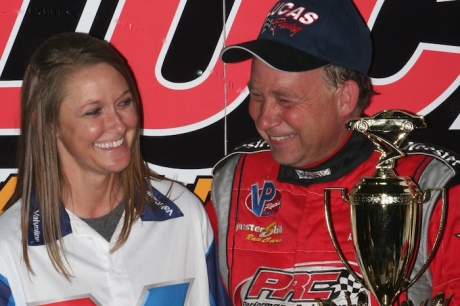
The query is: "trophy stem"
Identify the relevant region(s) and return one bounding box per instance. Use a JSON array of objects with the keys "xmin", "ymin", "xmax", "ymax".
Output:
[{"xmin": 374, "ymin": 168, "xmax": 396, "ymax": 178}]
